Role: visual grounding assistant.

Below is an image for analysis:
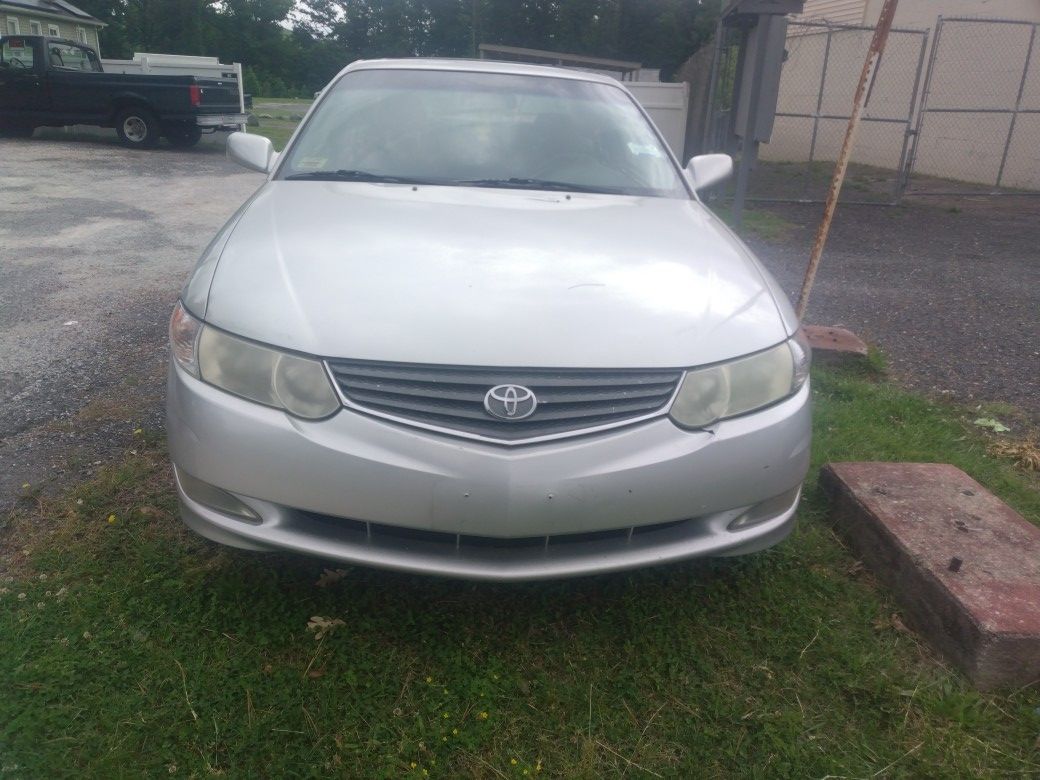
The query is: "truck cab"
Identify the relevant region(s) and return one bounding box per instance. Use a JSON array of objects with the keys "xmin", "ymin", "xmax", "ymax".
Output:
[{"xmin": 0, "ymin": 35, "xmax": 247, "ymax": 148}]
